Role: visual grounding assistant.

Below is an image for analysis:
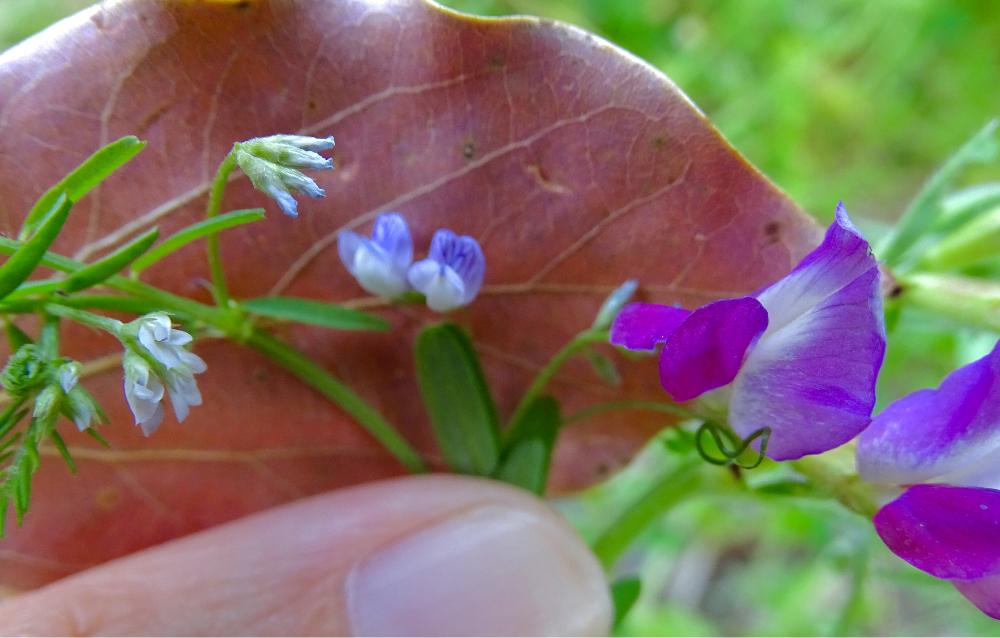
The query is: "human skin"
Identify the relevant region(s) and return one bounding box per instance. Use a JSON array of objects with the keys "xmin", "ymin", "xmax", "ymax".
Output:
[{"xmin": 0, "ymin": 474, "xmax": 612, "ymax": 636}]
